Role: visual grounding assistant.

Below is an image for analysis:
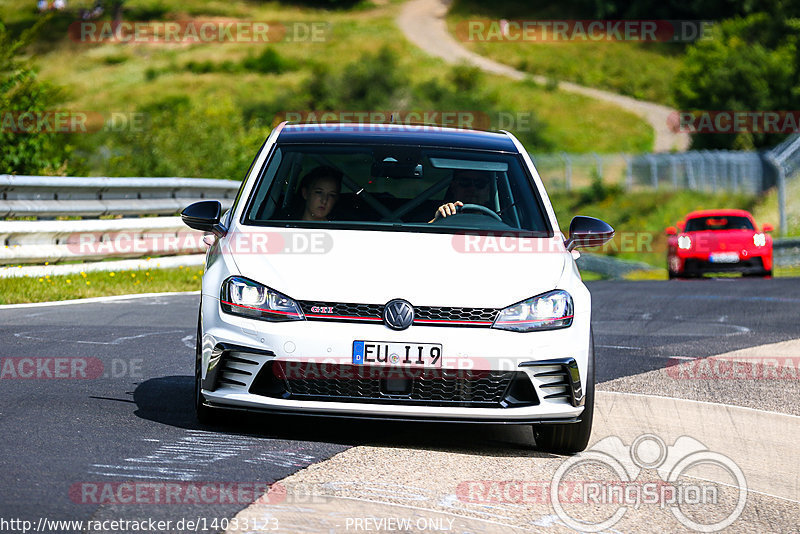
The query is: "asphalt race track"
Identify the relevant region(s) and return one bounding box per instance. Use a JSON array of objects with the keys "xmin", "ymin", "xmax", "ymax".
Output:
[{"xmin": 0, "ymin": 279, "xmax": 798, "ymax": 533}]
